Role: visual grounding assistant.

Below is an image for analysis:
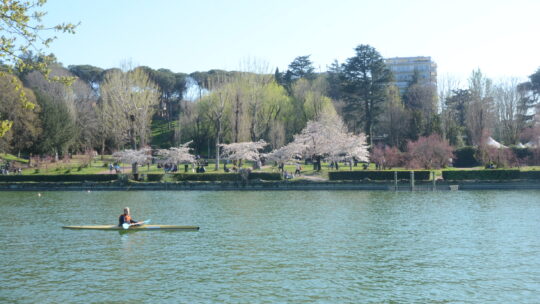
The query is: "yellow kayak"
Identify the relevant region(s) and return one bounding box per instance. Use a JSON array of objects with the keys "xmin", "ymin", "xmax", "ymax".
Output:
[{"xmin": 62, "ymin": 225, "xmax": 199, "ymax": 231}]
